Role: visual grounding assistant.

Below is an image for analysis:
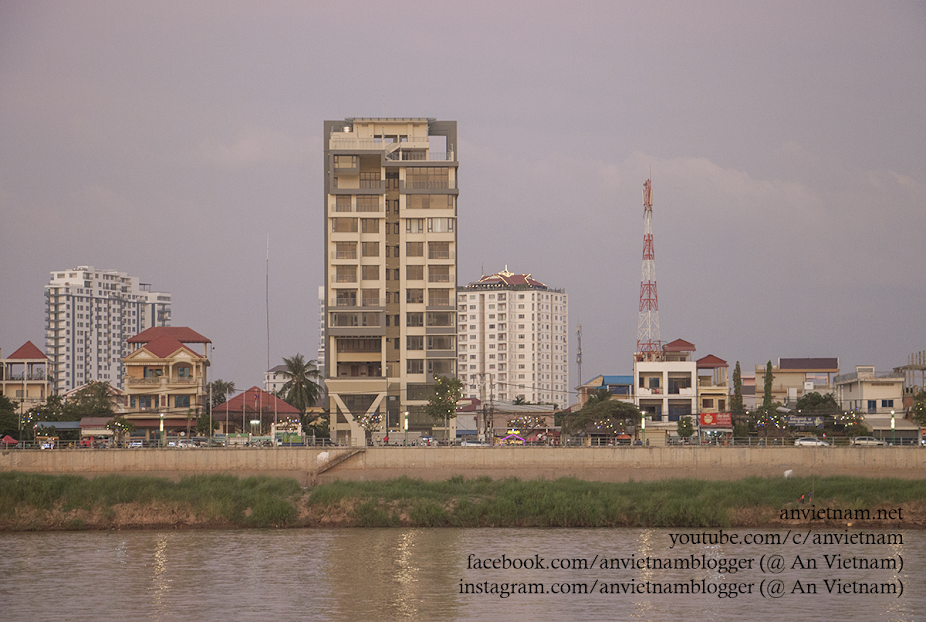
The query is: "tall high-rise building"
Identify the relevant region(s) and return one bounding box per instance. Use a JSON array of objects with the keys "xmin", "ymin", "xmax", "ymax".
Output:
[
  {"xmin": 323, "ymin": 118, "xmax": 458, "ymax": 446},
  {"xmin": 44, "ymin": 266, "xmax": 171, "ymax": 393},
  {"xmin": 457, "ymin": 269, "xmax": 569, "ymax": 408}
]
